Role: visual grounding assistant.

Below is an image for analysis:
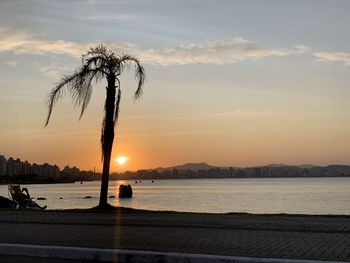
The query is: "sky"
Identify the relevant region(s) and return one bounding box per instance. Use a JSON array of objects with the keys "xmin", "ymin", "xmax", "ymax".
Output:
[{"xmin": 0, "ymin": 0, "xmax": 350, "ymax": 172}]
